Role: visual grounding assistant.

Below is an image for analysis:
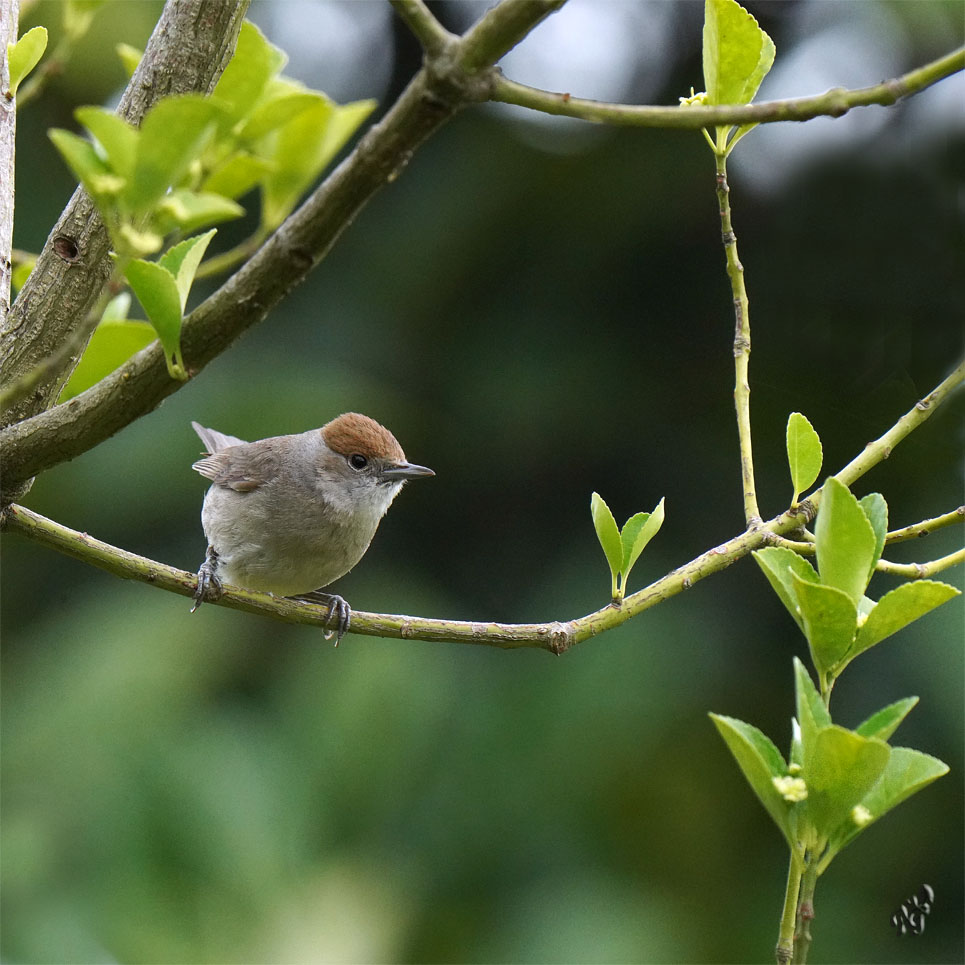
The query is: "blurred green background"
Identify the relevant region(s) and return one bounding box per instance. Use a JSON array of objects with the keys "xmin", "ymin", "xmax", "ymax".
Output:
[{"xmin": 3, "ymin": 1, "xmax": 963, "ymax": 962}]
